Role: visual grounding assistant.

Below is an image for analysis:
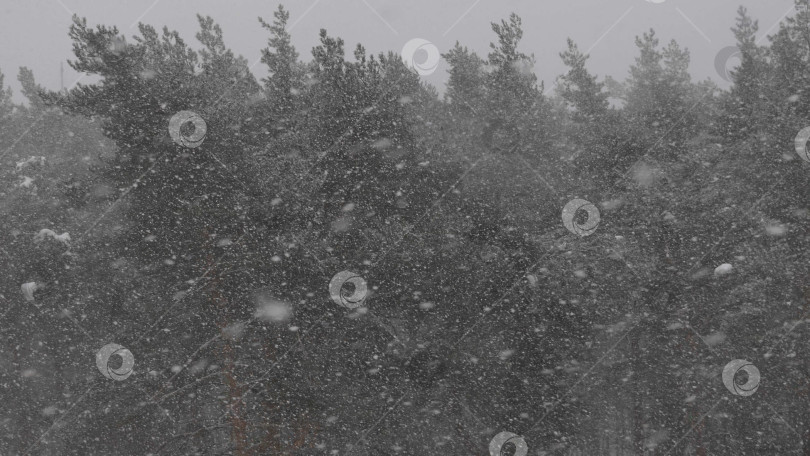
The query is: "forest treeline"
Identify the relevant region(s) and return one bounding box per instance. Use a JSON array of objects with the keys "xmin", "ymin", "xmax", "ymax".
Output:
[{"xmin": 1, "ymin": 2, "xmax": 810, "ymax": 455}]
